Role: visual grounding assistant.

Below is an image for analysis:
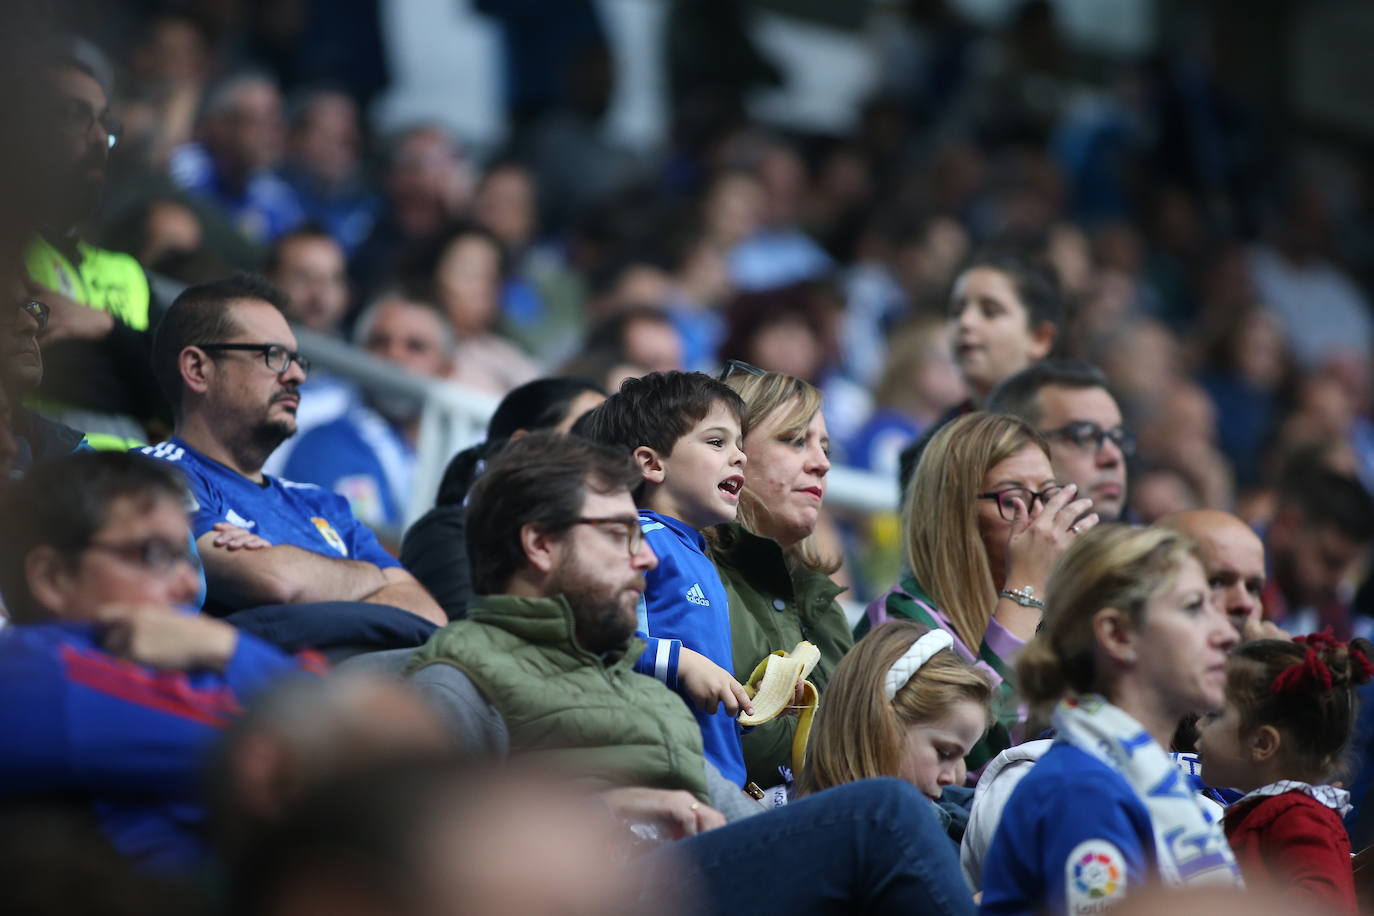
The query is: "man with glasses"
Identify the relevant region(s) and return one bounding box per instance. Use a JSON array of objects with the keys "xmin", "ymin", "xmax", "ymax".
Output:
[
  {"xmin": 403, "ymin": 429, "xmax": 744, "ymax": 825},
  {"xmin": 143, "ymin": 274, "xmax": 446, "ymax": 635},
  {"xmin": 2, "ymin": 297, "xmax": 91, "ymax": 475},
  {"xmin": 0, "ymin": 451, "xmax": 308, "ymax": 870},
  {"xmin": 25, "ymin": 51, "xmax": 165, "ymax": 451},
  {"xmin": 987, "ymin": 359, "xmax": 1133, "ymax": 521}
]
